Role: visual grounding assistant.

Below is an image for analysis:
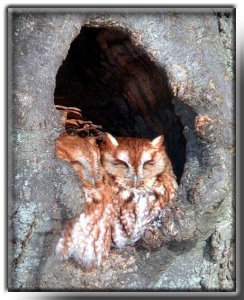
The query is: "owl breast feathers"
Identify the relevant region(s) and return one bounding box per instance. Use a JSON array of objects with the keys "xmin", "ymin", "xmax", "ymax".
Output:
[
  {"xmin": 55, "ymin": 132, "xmax": 178, "ymax": 268},
  {"xmin": 100, "ymin": 133, "xmax": 178, "ymax": 248}
]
